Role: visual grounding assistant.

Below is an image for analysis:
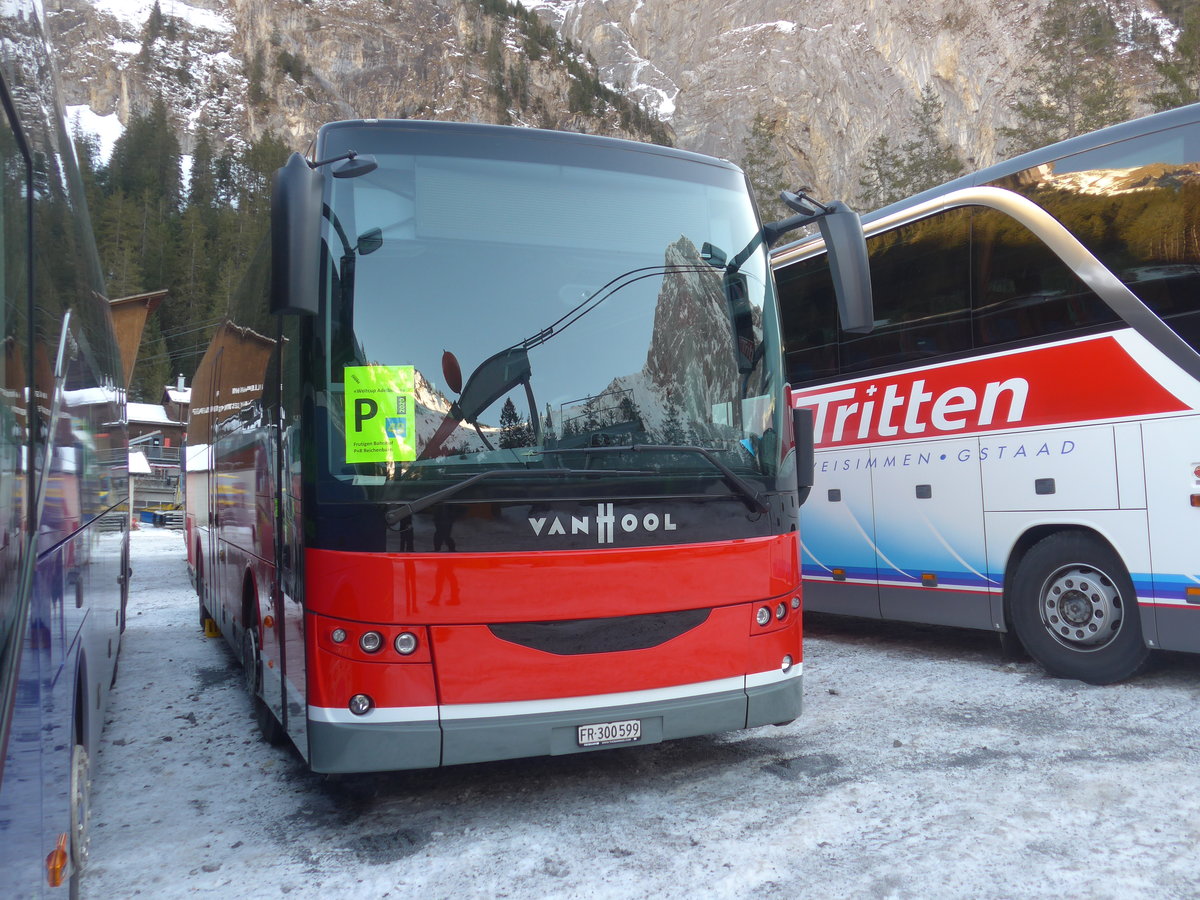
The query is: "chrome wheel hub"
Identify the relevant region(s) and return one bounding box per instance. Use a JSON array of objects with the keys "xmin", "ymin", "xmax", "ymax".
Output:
[{"xmin": 1041, "ymin": 564, "xmax": 1122, "ymax": 650}]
